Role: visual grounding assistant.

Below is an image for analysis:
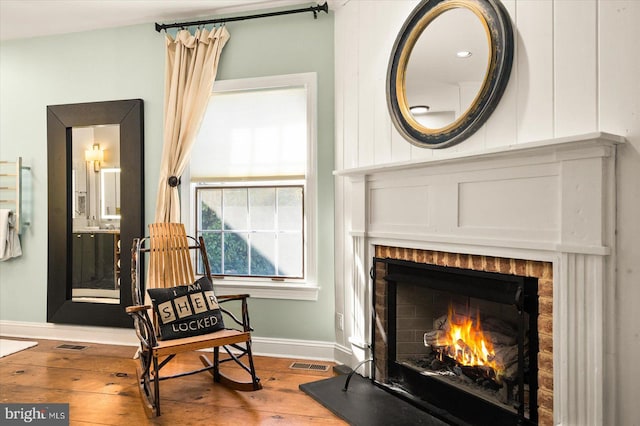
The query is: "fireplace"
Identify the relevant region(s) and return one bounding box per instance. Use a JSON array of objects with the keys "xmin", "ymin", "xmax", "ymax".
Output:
[
  {"xmin": 337, "ymin": 134, "xmax": 621, "ymax": 425},
  {"xmin": 372, "ymin": 250, "xmax": 548, "ymax": 425}
]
